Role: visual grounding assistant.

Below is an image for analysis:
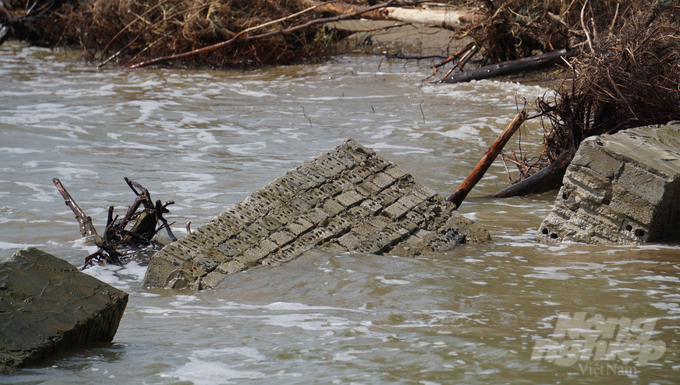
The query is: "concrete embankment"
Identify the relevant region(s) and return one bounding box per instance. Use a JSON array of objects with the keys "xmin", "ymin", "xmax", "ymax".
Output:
[
  {"xmin": 0, "ymin": 248, "xmax": 128, "ymax": 373},
  {"xmin": 538, "ymin": 123, "xmax": 680, "ymax": 244},
  {"xmin": 143, "ymin": 138, "xmax": 490, "ymax": 290}
]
